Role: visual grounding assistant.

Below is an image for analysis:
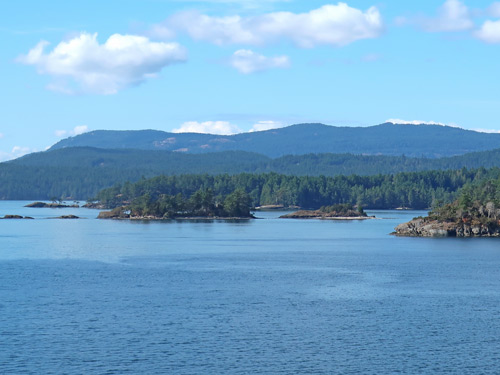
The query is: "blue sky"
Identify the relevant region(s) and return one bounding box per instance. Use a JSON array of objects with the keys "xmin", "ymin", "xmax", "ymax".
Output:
[{"xmin": 1, "ymin": 0, "xmax": 500, "ymax": 160}]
